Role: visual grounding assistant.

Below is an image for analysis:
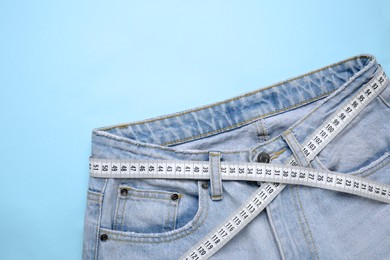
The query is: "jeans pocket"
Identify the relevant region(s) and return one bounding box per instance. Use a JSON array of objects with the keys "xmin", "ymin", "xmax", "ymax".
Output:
[
  {"xmin": 113, "ymin": 184, "xmax": 182, "ymax": 233},
  {"xmin": 311, "ymin": 94, "xmax": 390, "ymax": 178},
  {"xmin": 99, "ymin": 179, "xmax": 209, "ymax": 243}
]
